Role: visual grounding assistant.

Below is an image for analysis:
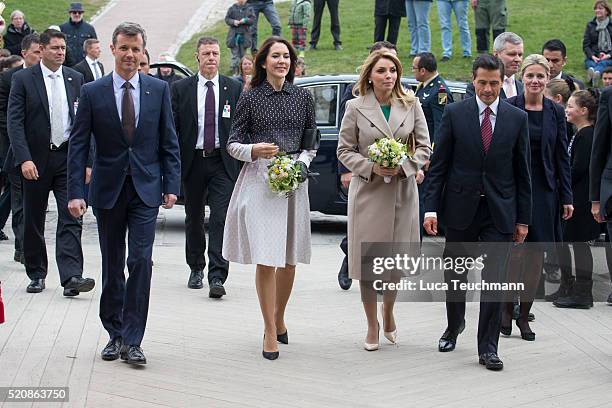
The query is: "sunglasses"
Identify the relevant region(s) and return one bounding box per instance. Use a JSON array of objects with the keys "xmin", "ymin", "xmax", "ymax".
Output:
[{"xmin": 70, "ymin": 11, "xmax": 84, "ymax": 14}]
